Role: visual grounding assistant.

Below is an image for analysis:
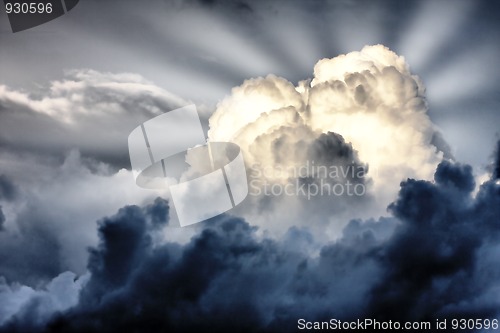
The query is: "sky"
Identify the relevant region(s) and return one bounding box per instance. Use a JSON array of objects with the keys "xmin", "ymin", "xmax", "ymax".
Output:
[{"xmin": 0, "ymin": 0, "xmax": 499, "ymax": 332}]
